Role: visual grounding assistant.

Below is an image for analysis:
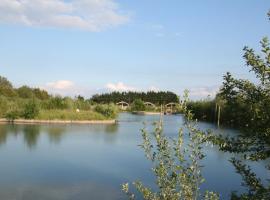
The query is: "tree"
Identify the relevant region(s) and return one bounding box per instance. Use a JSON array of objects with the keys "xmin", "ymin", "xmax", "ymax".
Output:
[
  {"xmin": 22, "ymin": 100, "xmax": 40, "ymax": 119},
  {"xmin": 17, "ymin": 85, "xmax": 34, "ymax": 98},
  {"xmin": 131, "ymin": 99, "xmax": 146, "ymax": 111},
  {"xmin": 33, "ymin": 88, "xmax": 50, "ymax": 100},
  {"xmin": 122, "ymin": 92, "xmax": 219, "ymax": 200},
  {"xmin": 206, "ymin": 11, "xmax": 270, "ymax": 199},
  {"xmin": 0, "ymin": 76, "xmax": 16, "ymax": 97}
]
